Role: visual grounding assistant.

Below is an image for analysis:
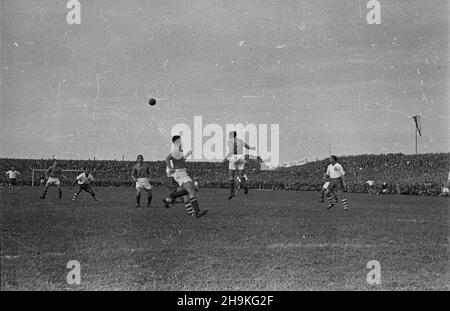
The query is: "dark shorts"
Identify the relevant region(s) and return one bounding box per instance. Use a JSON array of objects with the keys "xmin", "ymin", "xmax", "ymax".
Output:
[
  {"xmin": 9, "ymin": 178, "xmax": 17, "ymax": 186},
  {"xmin": 327, "ymin": 178, "xmax": 344, "ymax": 192},
  {"xmin": 79, "ymin": 184, "xmax": 94, "ymax": 193}
]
